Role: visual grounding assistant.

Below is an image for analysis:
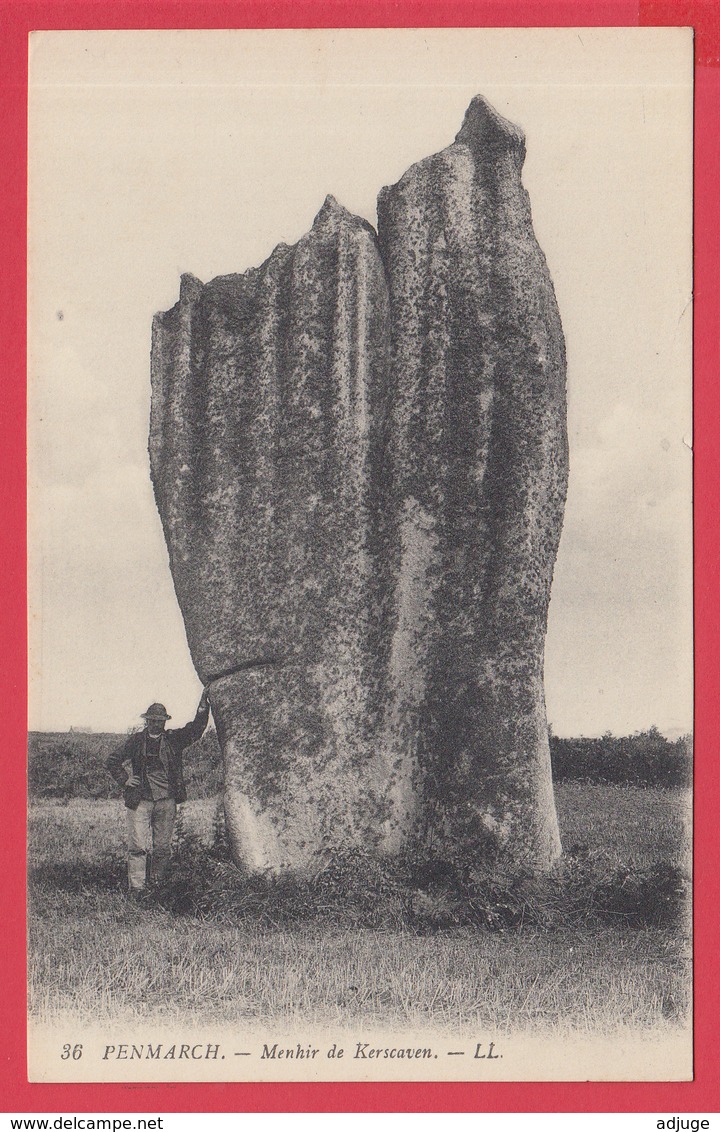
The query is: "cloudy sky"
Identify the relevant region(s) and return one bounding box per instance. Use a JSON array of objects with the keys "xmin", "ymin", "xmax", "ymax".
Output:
[{"xmin": 27, "ymin": 27, "xmax": 693, "ymax": 736}]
